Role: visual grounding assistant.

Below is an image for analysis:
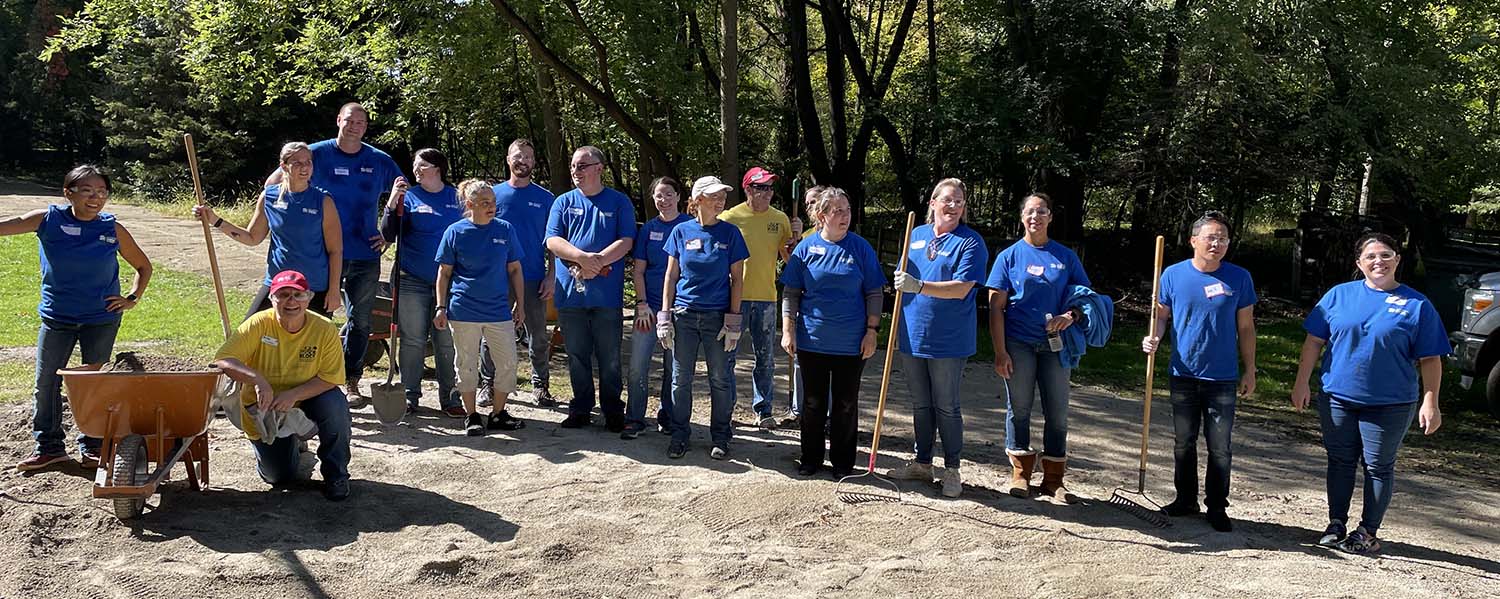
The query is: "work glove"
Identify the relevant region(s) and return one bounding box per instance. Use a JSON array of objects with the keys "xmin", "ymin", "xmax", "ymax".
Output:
[
  {"xmin": 893, "ymin": 271, "xmax": 923, "ymax": 294},
  {"xmin": 656, "ymin": 310, "xmax": 674, "ymax": 350},
  {"xmin": 718, "ymin": 312, "xmax": 743, "ymax": 352}
]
